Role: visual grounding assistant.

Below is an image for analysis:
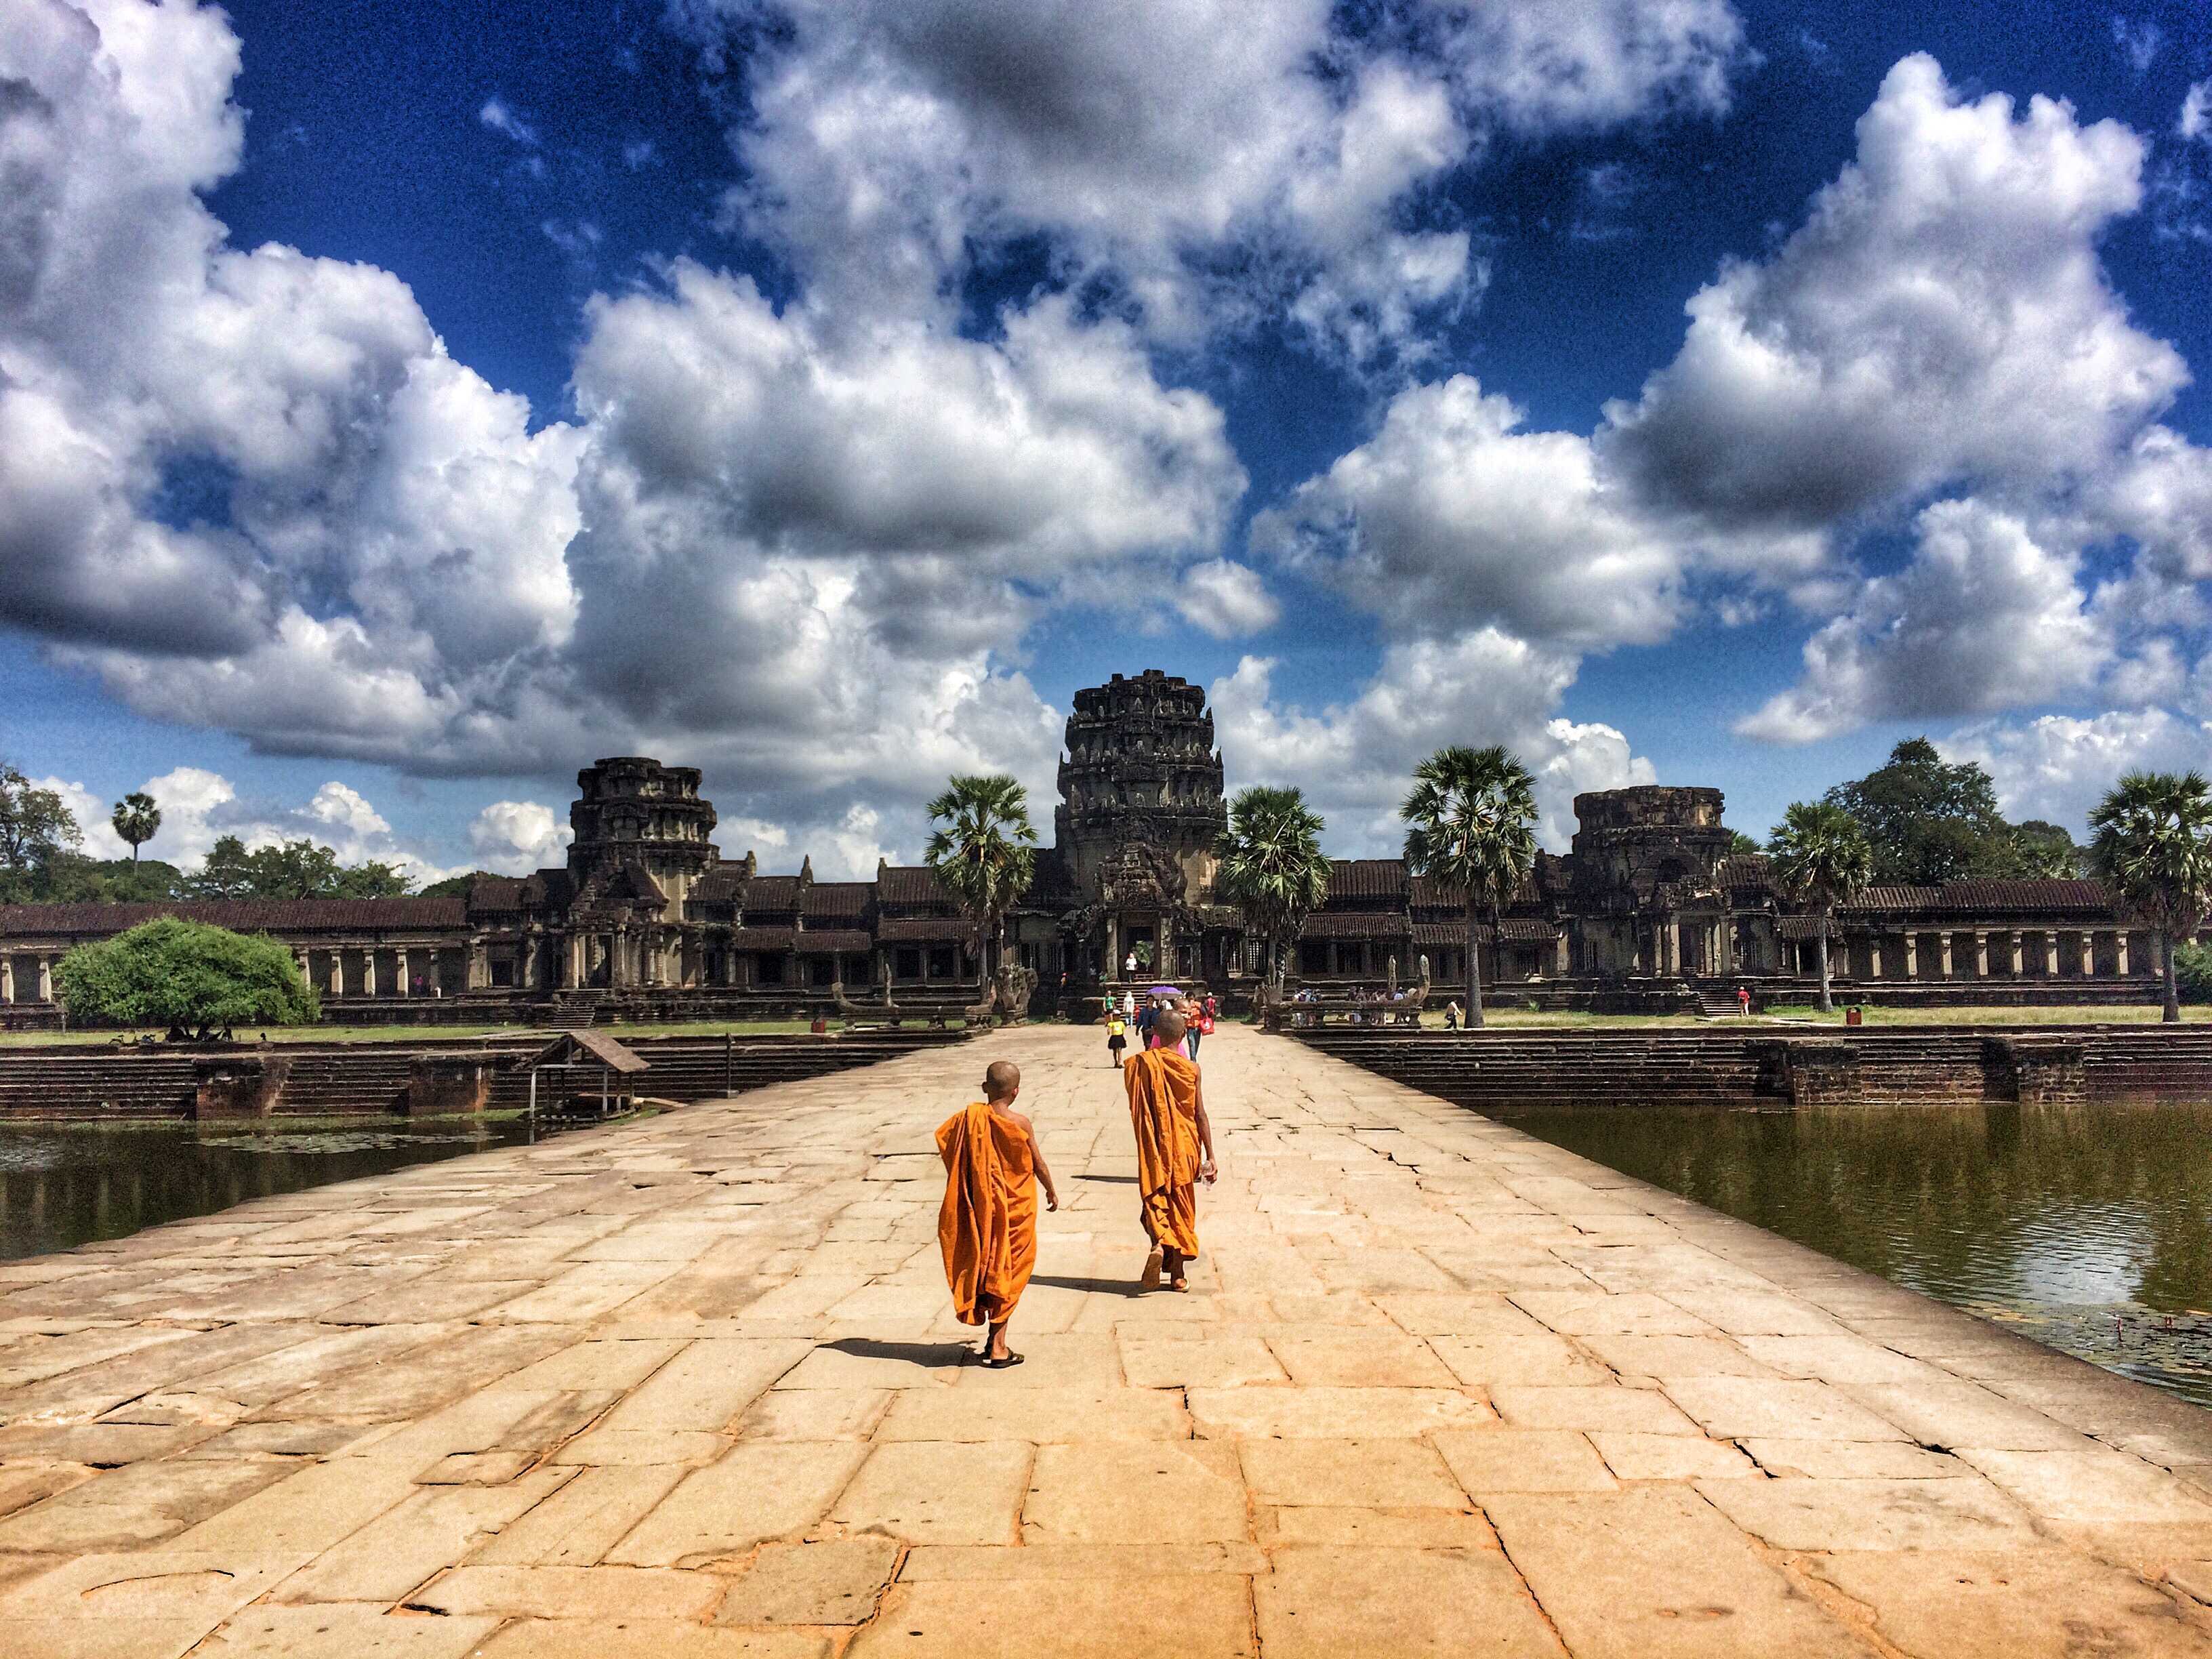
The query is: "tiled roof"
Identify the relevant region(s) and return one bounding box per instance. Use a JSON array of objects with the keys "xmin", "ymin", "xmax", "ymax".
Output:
[
  {"xmin": 877, "ymin": 865, "xmax": 956, "ymax": 906},
  {"xmin": 1298, "ymin": 910, "xmax": 1412, "ymax": 938},
  {"xmin": 794, "ymin": 928, "xmax": 873, "ymax": 954},
  {"xmin": 728, "ymin": 926, "xmax": 797, "ymax": 950},
  {"xmin": 1325, "ymin": 859, "xmax": 1408, "ymax": 901},
  {"xmin": 1715, "ymin": 855, "xmax": 1776, "ymax": 890},
  {"xmin": 466, "ymin": 876, "xmax": 525, "ymax": 913},
  {"xmin": 692, "ymin": 867, "xmax": 748, "ymax": 903},
  {"xmin": 877, "ymin": 917, "xmax": 972, "ymax": 943},
  {"xmin": 0, "ymin": 898, "xmax": 467, "ymax": 936},
  {"xmin": 745, "ymin": 876, "xmax": 806, "ymax": 912},
  {"xmin": 1843, "ymin": 879, "xmax": 2116, "ymax": 916},
  {"xmin": 1851, "ymin": 885, "xmax": 1944, "ymax": 912},
  {"xmin": 803, "ymin": 882, "xmax": 871, "ymax": 920}
]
